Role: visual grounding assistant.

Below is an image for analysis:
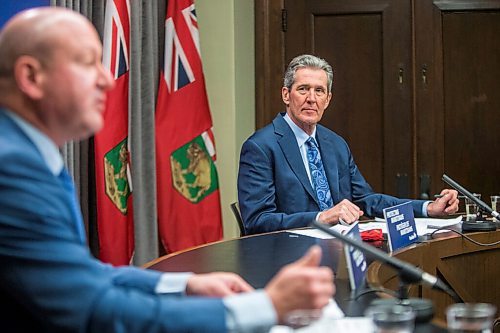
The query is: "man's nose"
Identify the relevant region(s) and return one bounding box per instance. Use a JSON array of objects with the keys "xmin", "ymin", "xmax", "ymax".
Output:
[
  {"xmin": 306, "ymin": 88, "xmax": 317, "ymax": 102},
  {"xmin": 98, "ymin": 63, "xmax": 115, "ymax": 91}
]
